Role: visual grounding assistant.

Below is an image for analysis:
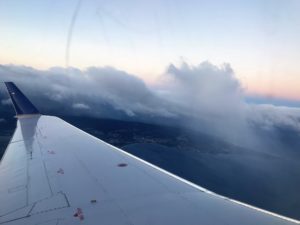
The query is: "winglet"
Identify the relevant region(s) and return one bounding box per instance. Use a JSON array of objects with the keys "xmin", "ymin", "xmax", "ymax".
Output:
[{"xmin": 4, "ymin": 82, "xmax": 40, "ymax": 116}]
